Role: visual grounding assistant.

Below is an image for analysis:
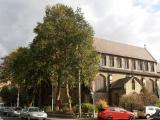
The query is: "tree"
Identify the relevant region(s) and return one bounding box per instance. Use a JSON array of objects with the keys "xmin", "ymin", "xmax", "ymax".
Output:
[
  {"xmin": 0, "ymin": 47, "xmax": 30, "ymax": 106},
  {"xmin": 31, "ymin": 4, "xmax": 98, "ymax": 111}
]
